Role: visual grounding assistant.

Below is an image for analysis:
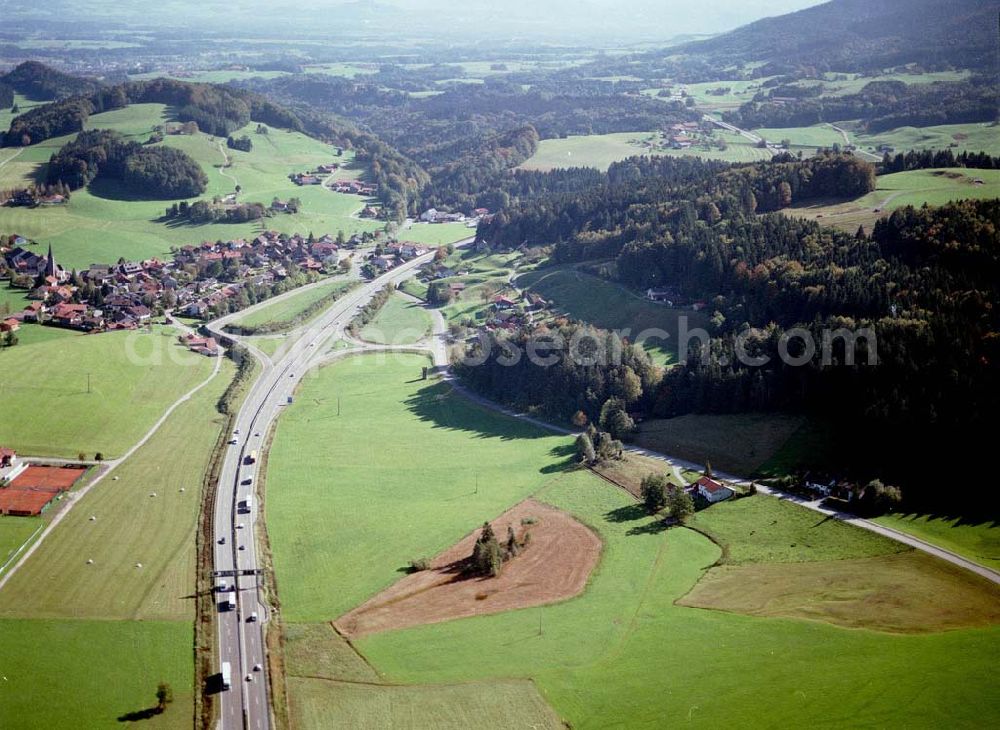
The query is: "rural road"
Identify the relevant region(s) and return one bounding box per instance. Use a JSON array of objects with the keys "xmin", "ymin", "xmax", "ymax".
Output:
[{"xmin": 203, "ymin": 237, "xmax": 474, "ymax": 730}]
